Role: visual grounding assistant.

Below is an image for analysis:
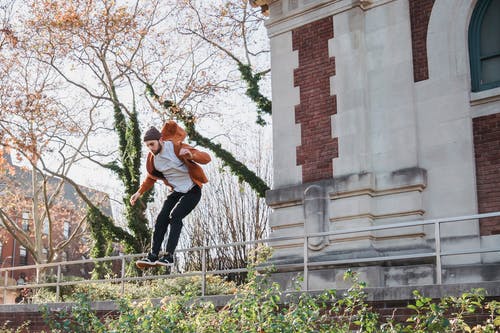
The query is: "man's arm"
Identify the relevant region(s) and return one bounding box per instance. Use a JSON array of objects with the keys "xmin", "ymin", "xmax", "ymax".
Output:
[
  {"xmin": 130, "ymin": 176, "xmax": 156, "ymax": 206},
  {"xmin": 179, "ymin": 145, "xmax": 211, "ymax": 164}
]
